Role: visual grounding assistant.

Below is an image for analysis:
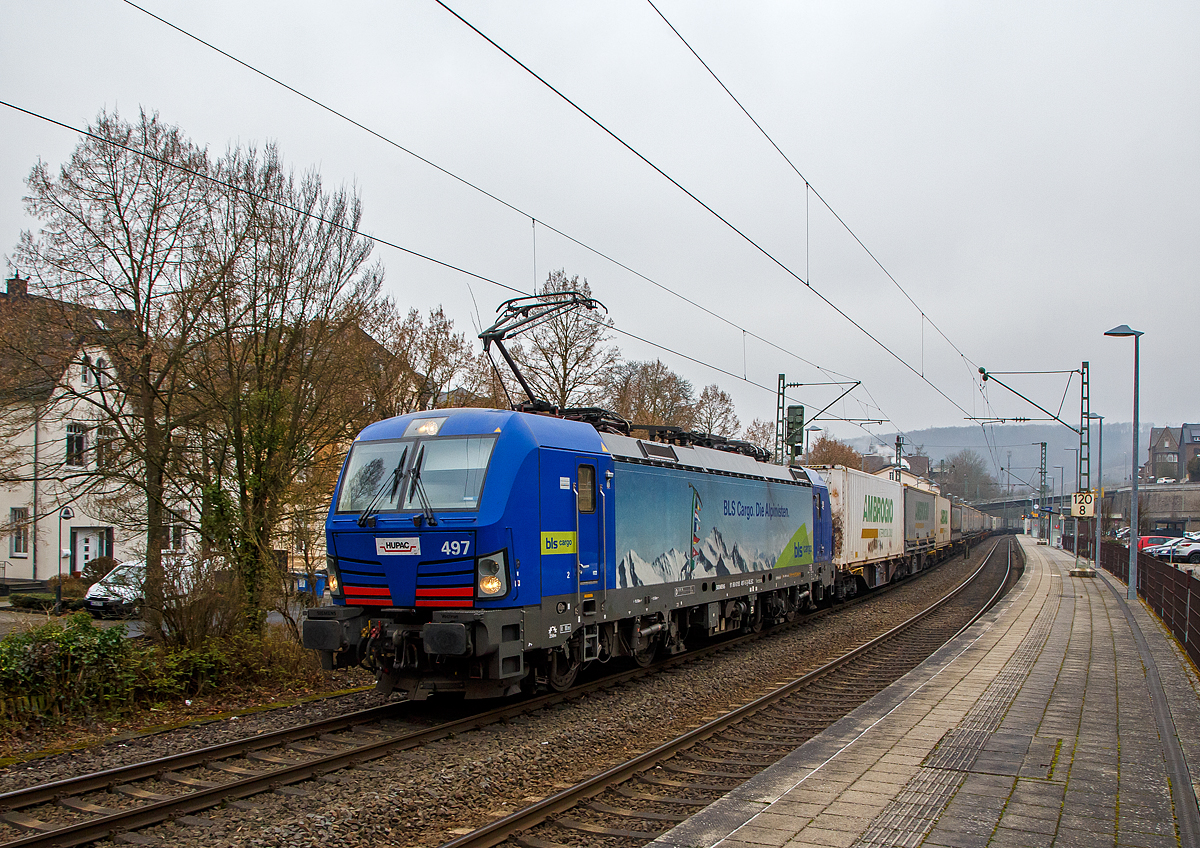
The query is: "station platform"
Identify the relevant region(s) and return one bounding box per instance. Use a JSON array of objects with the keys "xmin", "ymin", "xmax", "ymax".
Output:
[{"xmin": 649, "ymin": 537, "xmax": 1200, "ymax": 848}]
